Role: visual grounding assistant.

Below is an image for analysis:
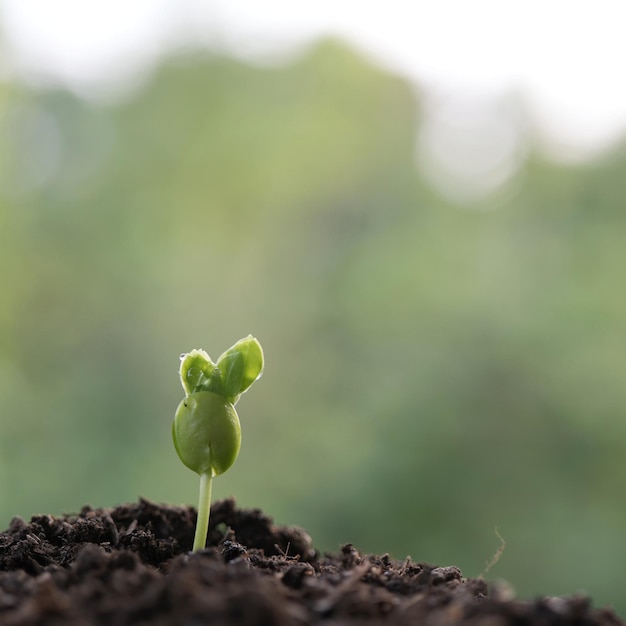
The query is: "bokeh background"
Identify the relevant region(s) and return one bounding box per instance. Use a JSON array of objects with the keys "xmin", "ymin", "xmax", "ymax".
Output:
[{"xmin": 1, "ymin": 0, "xmax": 626, "ymax": 617}]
